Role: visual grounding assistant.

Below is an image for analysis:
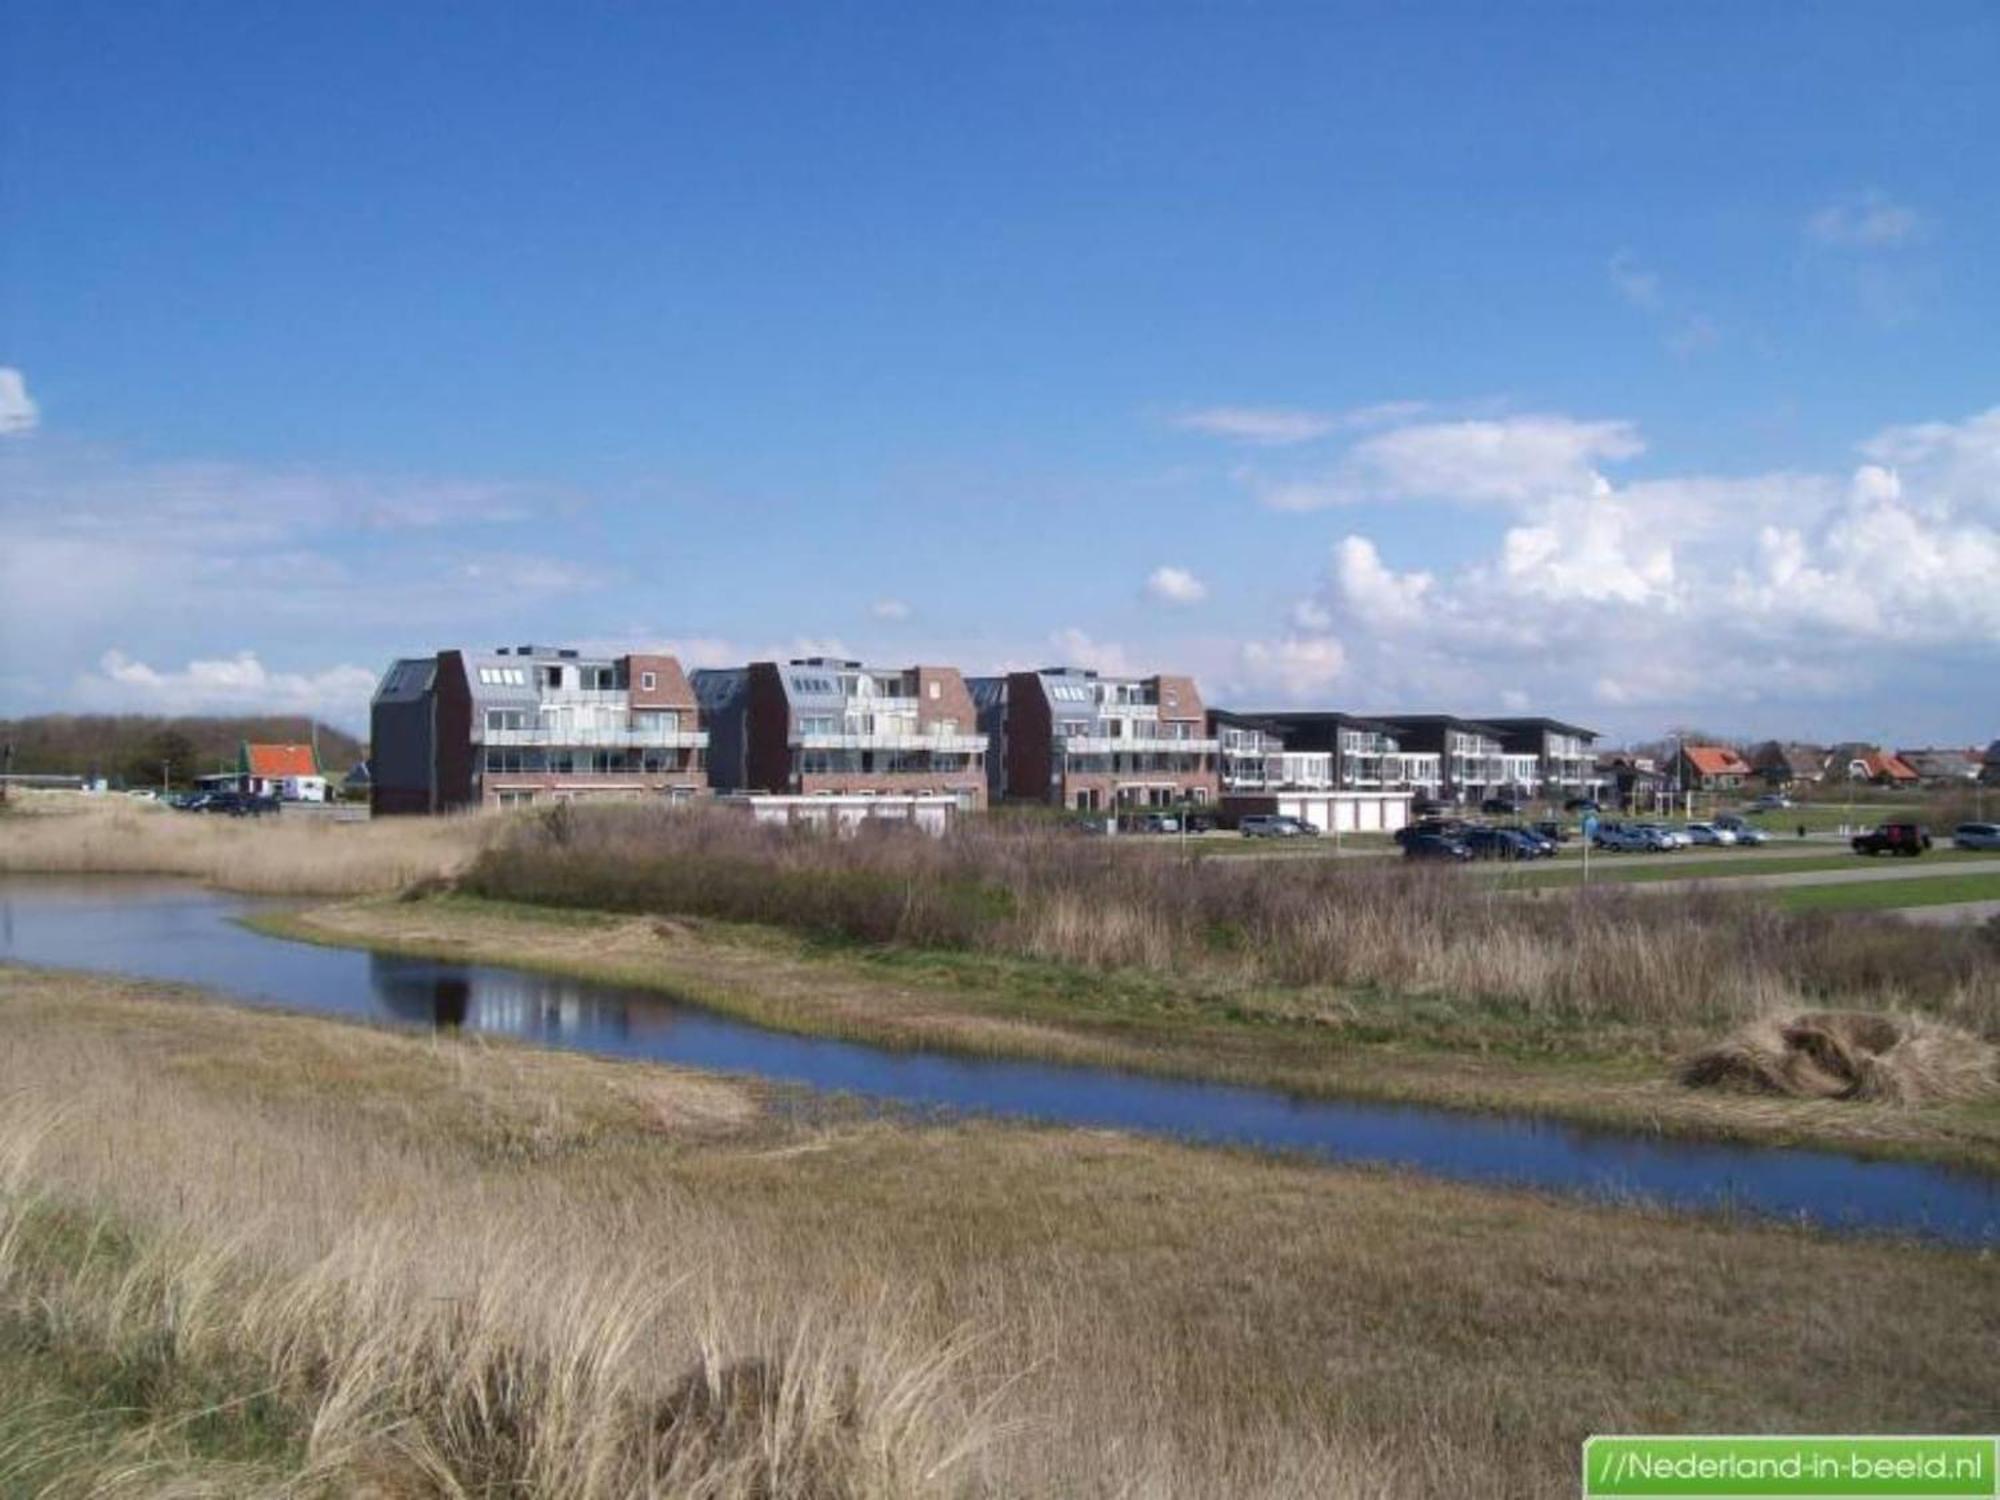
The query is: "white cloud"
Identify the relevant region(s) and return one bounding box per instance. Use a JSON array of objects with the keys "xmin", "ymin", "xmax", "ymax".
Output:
[
  {"xmin": 80, "ymin": 650, "xmax": 381, "ymax": 721},
  {"xmin": 1047, "ymin": 627, "xmax": 1135, "ymax": 678},
  {"xmin": 1174, "ymin": 406, "xmax": 1338, "ymax": 445},
  {"xmin": 0, "ymin": 368, "xmax": 37, "ymax": 435},
  {"xmin": 1172, "ymin": 400, "xmax": 1429, "ymax": 447},
  {"xmin": 1262, "ymin": 414, "xmax": 1645, "ymax": 511},
  {"xmin": 1258, "ymin": 404, "xmax": 2000, "ymax": 728},
  {"xmin": 1807, "ymin": 190, "xmax": 1921, "ymax": 249},
  {"xmin": 868, "ymin": 597, "xmax": 912, "ymax": 621},
  {"xmin": 1142, "ymin": 565, "xmax": 1208, "ymax": 606},
  {"xmin": 0, "ymin": 437, "xmax": 599, "ymax": 727},
  {"xmin": 1237, "ymin": 635, "xmax": 1347, "ymax": 698}
]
